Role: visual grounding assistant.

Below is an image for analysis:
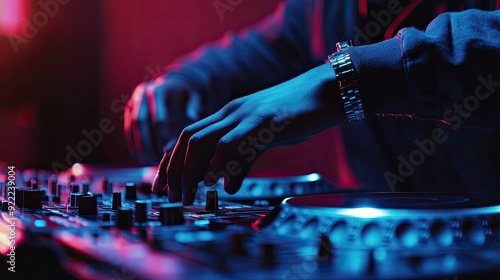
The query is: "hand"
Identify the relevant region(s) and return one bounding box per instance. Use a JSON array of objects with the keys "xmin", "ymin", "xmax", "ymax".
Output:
[
  {"xmin": 153, "ymin": 64, "xmax": 346, "ymax": 205},
  {"xmin": 124, "ymin": 76, "xmax": 203, "ymax": 164}
]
